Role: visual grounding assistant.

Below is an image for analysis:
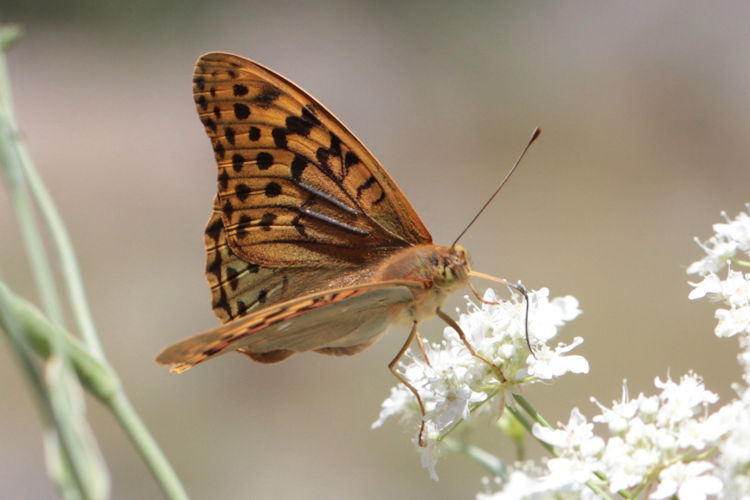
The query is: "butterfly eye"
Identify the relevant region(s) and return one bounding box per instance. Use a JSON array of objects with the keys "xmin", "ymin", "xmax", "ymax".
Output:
[{"xmin": 453, "ymin": 244, "xmax": 470, "ymax": 264}]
